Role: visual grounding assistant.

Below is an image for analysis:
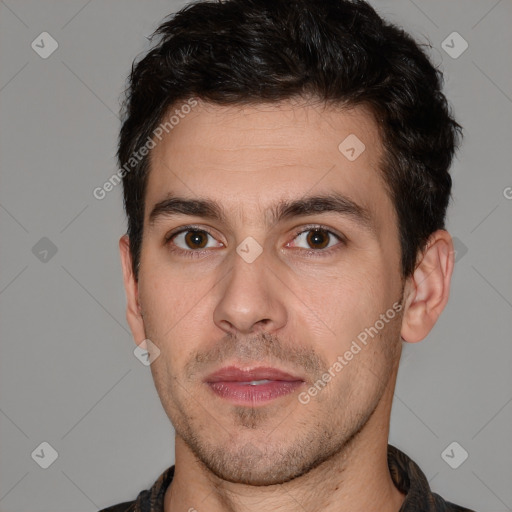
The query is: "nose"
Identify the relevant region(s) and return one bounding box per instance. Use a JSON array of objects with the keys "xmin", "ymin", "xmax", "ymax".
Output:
[{"xmin": 213, "ymin": 248, "xmax": 287, "ymax": 336}]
